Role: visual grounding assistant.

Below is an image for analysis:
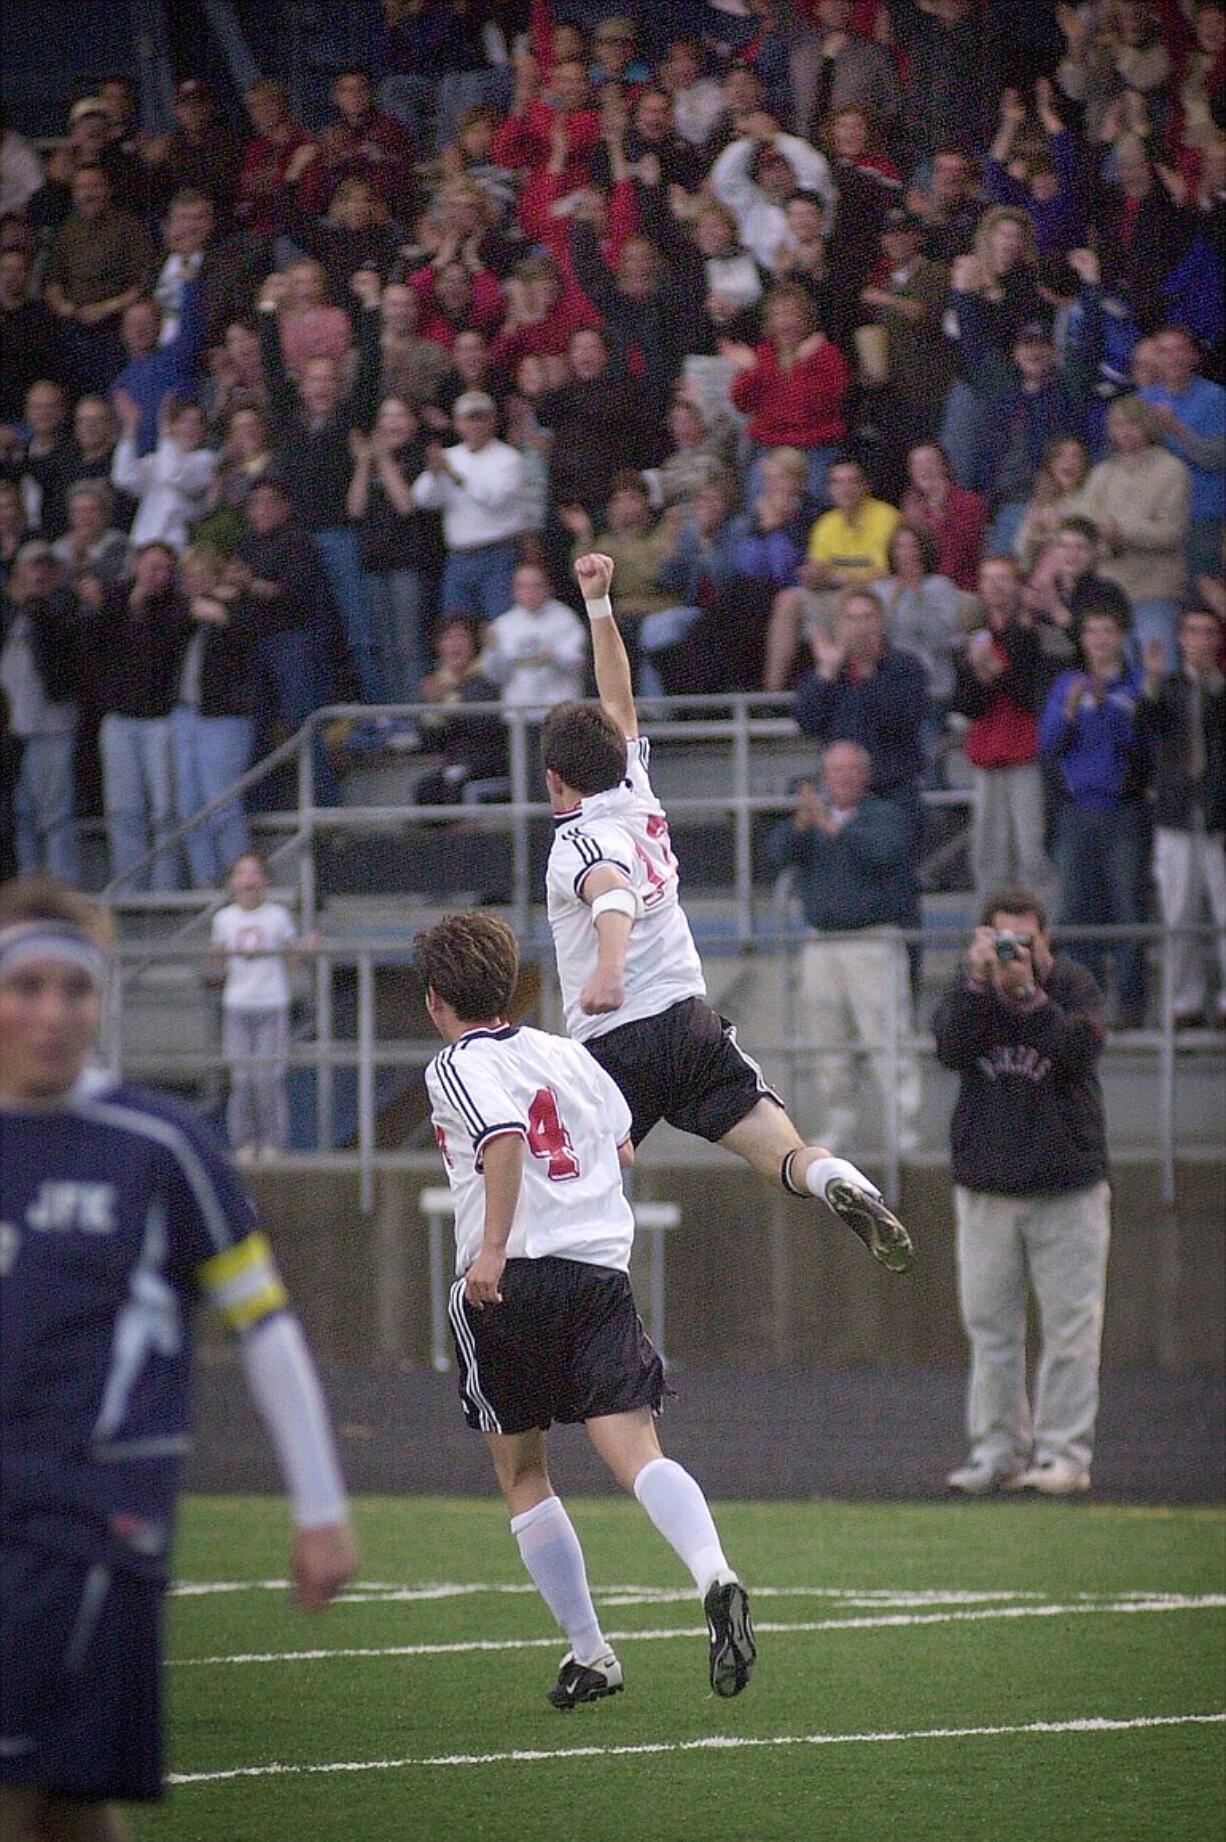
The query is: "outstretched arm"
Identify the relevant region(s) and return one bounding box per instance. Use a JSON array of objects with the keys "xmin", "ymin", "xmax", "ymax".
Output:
[{"xmin": 574, "ymin": 552, "xmax": 637, "ymax": 740}]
